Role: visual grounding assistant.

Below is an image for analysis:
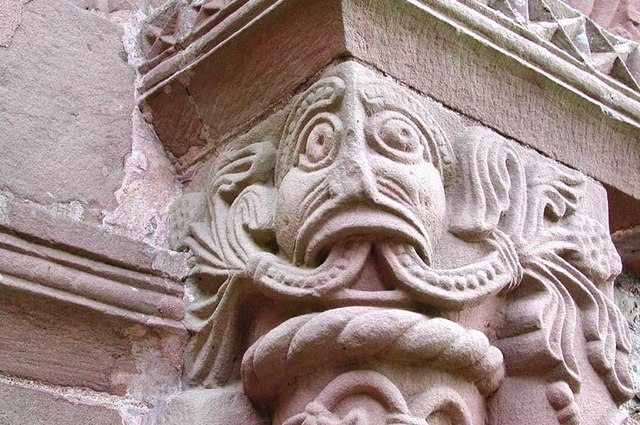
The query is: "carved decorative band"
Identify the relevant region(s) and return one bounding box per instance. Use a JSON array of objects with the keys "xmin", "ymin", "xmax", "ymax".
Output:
[
  {"xmin": 0, "ymin": 201, "xmax": 186, "ymax": 330},
  {"xmin": 242, "ymin": 306, "xmax": 505, "ymax": 405}
]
